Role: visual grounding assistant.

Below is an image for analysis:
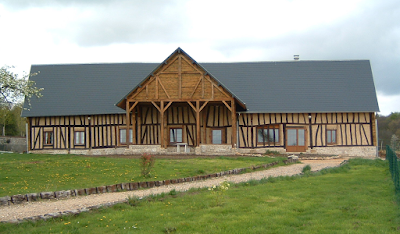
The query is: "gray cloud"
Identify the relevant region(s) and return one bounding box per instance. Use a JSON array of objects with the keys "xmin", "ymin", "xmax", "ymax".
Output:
[
  {"xmin": 2, "ymin": 0, "xmax": 188, "ymax": 46},
  {"xmin": 1, "ymin": 0, "xmax": 112, "ymax": 9},
  {"xmin": 68, "ymin": 1, "xmax": 187, "ymax": 46},
  {"xmin": 33, "ymin": 1, "xmax": 189, "ymax": 47},
  {"xmin": 213, "ymin": 0, "xmax": 400, "ymax": 96}
]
